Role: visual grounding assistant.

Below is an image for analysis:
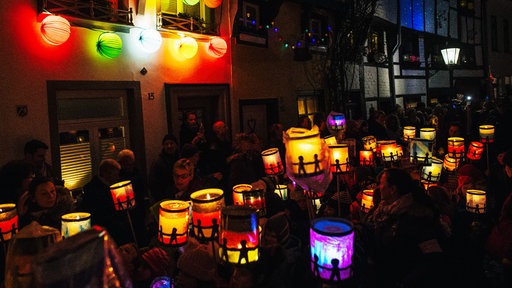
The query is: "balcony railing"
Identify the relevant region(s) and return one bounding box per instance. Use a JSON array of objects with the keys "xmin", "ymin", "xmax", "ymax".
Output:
[{"xmin": 40, "ymin": 0, "xmax": 133, "ymax": 25}]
